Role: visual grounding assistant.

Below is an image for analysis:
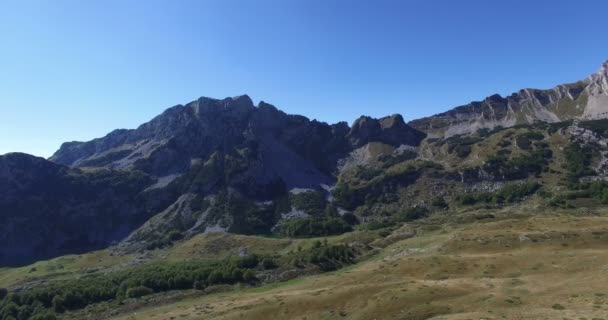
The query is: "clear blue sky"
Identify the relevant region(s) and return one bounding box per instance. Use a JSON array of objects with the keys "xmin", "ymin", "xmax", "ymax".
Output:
[{"xmin": 1, "ymin": 0, "xmax": 607, "ymax": 158}]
